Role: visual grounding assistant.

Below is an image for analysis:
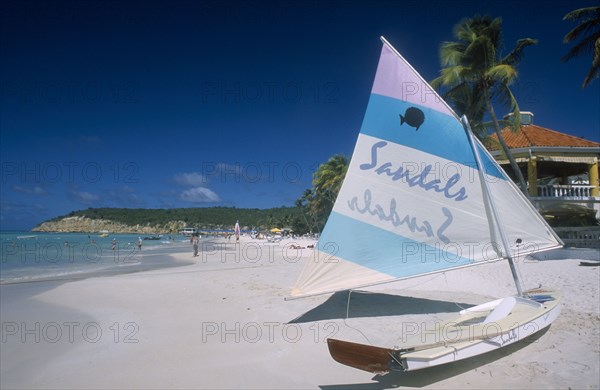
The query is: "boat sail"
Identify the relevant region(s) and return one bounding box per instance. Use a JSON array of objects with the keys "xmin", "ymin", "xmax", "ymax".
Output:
[{"xmin": 291, "ymin": 37, "xmax": 563, "ymax": 373}]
